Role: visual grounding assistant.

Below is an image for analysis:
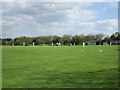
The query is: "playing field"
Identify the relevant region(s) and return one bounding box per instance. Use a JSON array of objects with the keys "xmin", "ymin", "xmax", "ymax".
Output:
[{"xmin": 2, "ymin": 45, "xmax": 119, "ymax": 88}]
